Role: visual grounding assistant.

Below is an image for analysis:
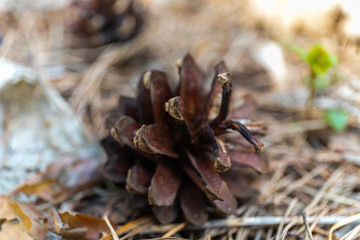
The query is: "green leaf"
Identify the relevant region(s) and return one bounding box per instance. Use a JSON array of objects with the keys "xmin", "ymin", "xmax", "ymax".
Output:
[
  {"xmin": 325, "ymin": 109, "xmax": 348, "ymax": 132},
  {"xmin": 306, "ymin": 44, "xmax": 337, "ymax": 75}
]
